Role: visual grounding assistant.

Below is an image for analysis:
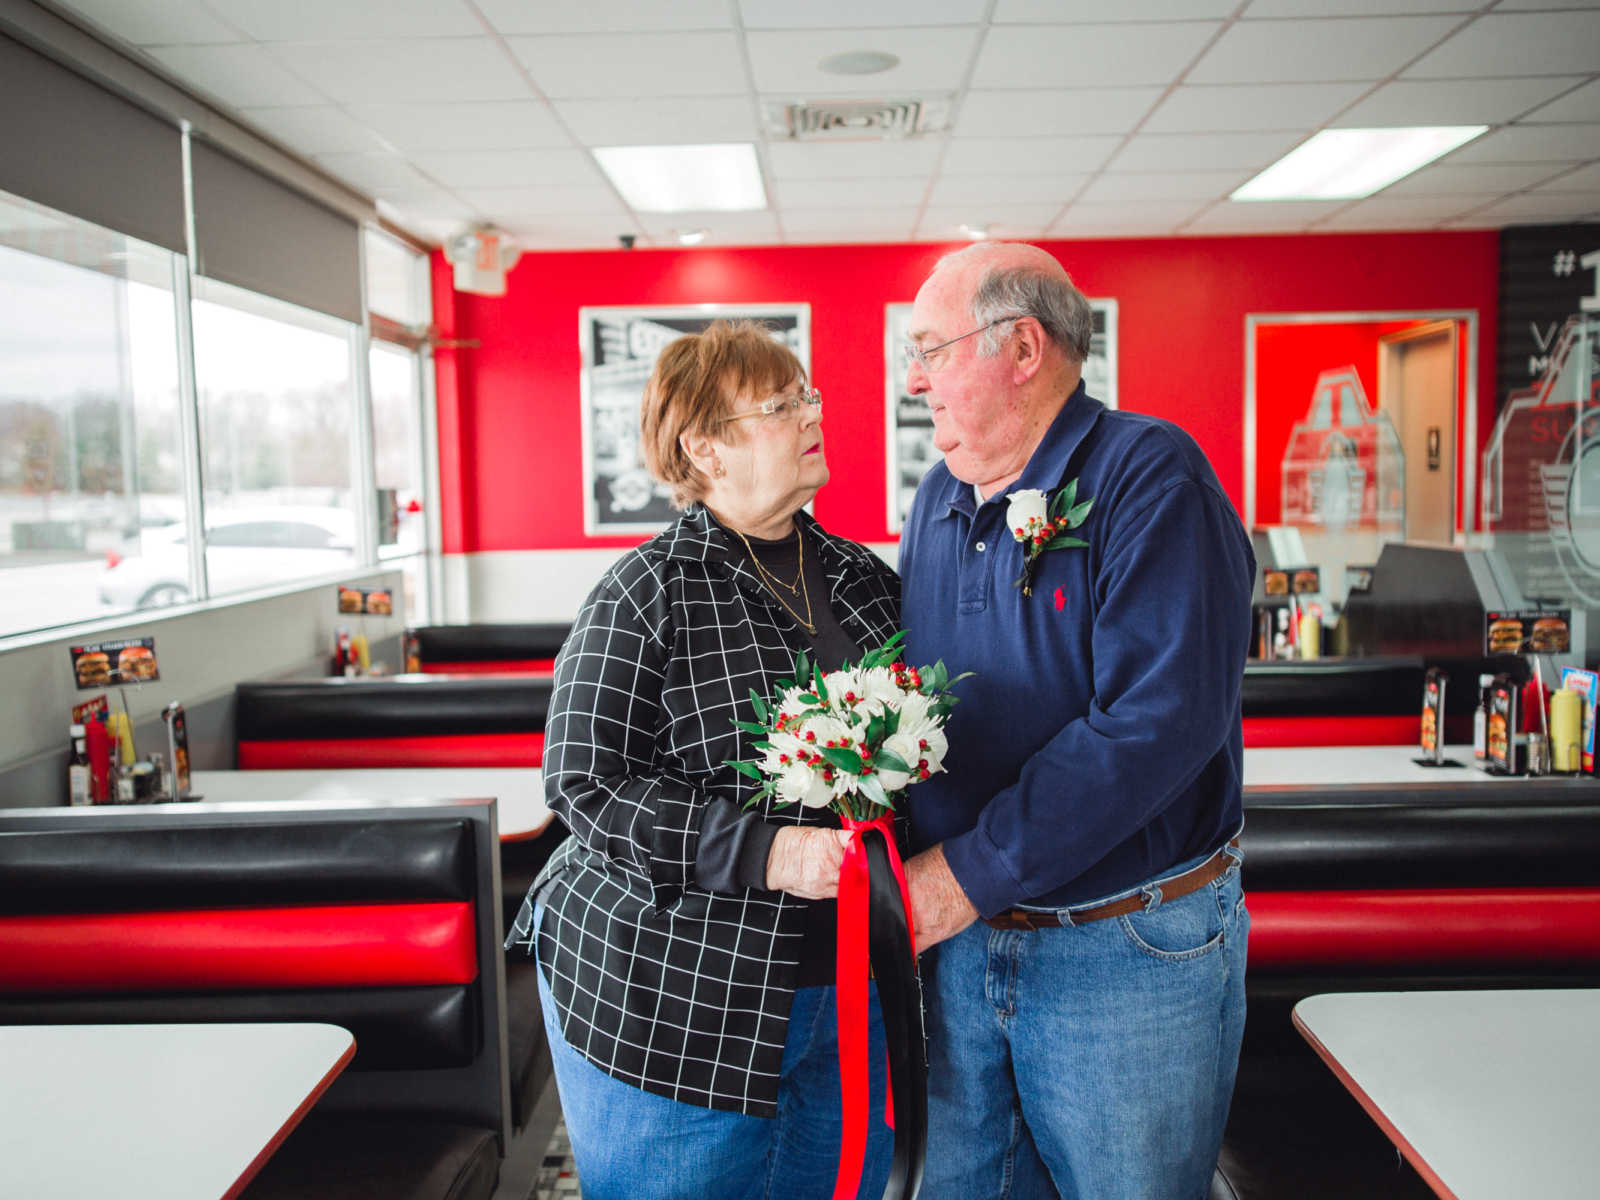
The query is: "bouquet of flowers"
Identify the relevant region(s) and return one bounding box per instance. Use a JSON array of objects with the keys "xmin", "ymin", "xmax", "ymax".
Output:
[
  {"xmin": 726, "ymin": 633, "xmax": 967, "ymax": 819},
  {"xmin": 727, "ymin": 632, "xmax": 969, "ymax": 1200}
]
